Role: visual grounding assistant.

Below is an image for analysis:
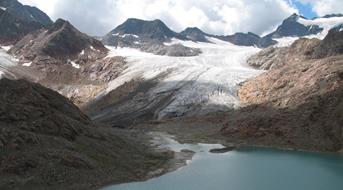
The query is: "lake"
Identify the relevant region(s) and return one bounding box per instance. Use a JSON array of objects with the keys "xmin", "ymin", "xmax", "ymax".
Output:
[{"xmin": 102, "ymin": 137, "xmax": 343, "ymax": 190}]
